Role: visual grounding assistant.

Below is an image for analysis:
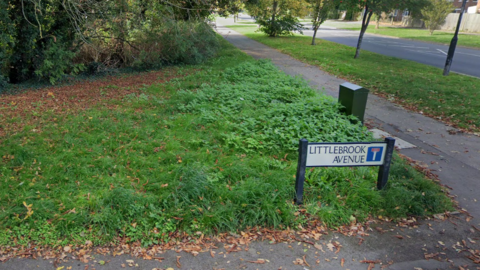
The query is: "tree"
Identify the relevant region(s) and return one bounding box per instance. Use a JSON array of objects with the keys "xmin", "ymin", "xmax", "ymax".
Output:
[
  {"xmin": 421, "ymin": 0, "xmax": 454, "ymax": 35},
  {"xmin": 245, "ymin": 0, "xmax": 309, "ymax": 37},
  {"xmin": 218, "ymin": 0, "xmax": 245, "ymax": 22},
  {"xmin": 340, "ymin": 0, "xmax": 429, "ymax": 58},
  {"xmin": 0, "ymin": 0, "xmax": 80, "ymax": 84},
  {"xmin": 309, "ymin": 0, "xmax": 338, "ymax": 45},
  {"xmin": 0, "ymin": 0, "xmax": 229, "ymax": 85}
]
